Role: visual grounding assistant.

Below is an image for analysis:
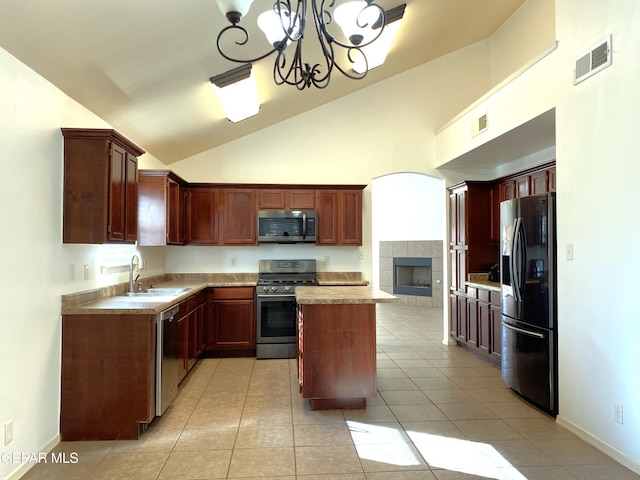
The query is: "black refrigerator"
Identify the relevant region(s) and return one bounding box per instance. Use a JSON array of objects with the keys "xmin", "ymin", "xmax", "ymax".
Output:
[{"xmin": 500, "ymin": 192, "xmax": 557, "ymax": 415}]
